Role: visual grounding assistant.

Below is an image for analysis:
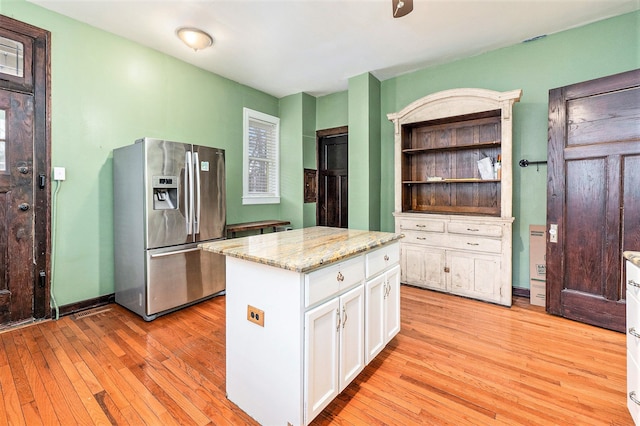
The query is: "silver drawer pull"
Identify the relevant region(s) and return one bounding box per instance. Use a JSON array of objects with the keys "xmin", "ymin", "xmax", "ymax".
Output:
[
  {"xmin": 384, "ymin": 255, "xmax": 389, "ymax": 261},
  {"xmin": 415, "ymin": 224, "xmax": 426, "ymax": 228},
  {"xmin": 336, "ymin": 272, "xmax": 344, "ymax": 282},
  {"xmin": 629, "ymin": 327, "xmax": 640, "ymax": 339},
  {"xmin": 466, "ymin": 242, "xmax": 480, "ymax": 246},
  {"xmin": 467, "ymin": 228, "xmax": 479, "ymax": 232},
  {"xmin": 417, "ymin": 237, "xmax": 427, "ymax": 240},
  {"xmin": 630, "ymin": 391, "xmax": 640, "ymax": 406},
  {"xmin": 629, "ymin": 279, "xmax": 640, "ymax": 288}
]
